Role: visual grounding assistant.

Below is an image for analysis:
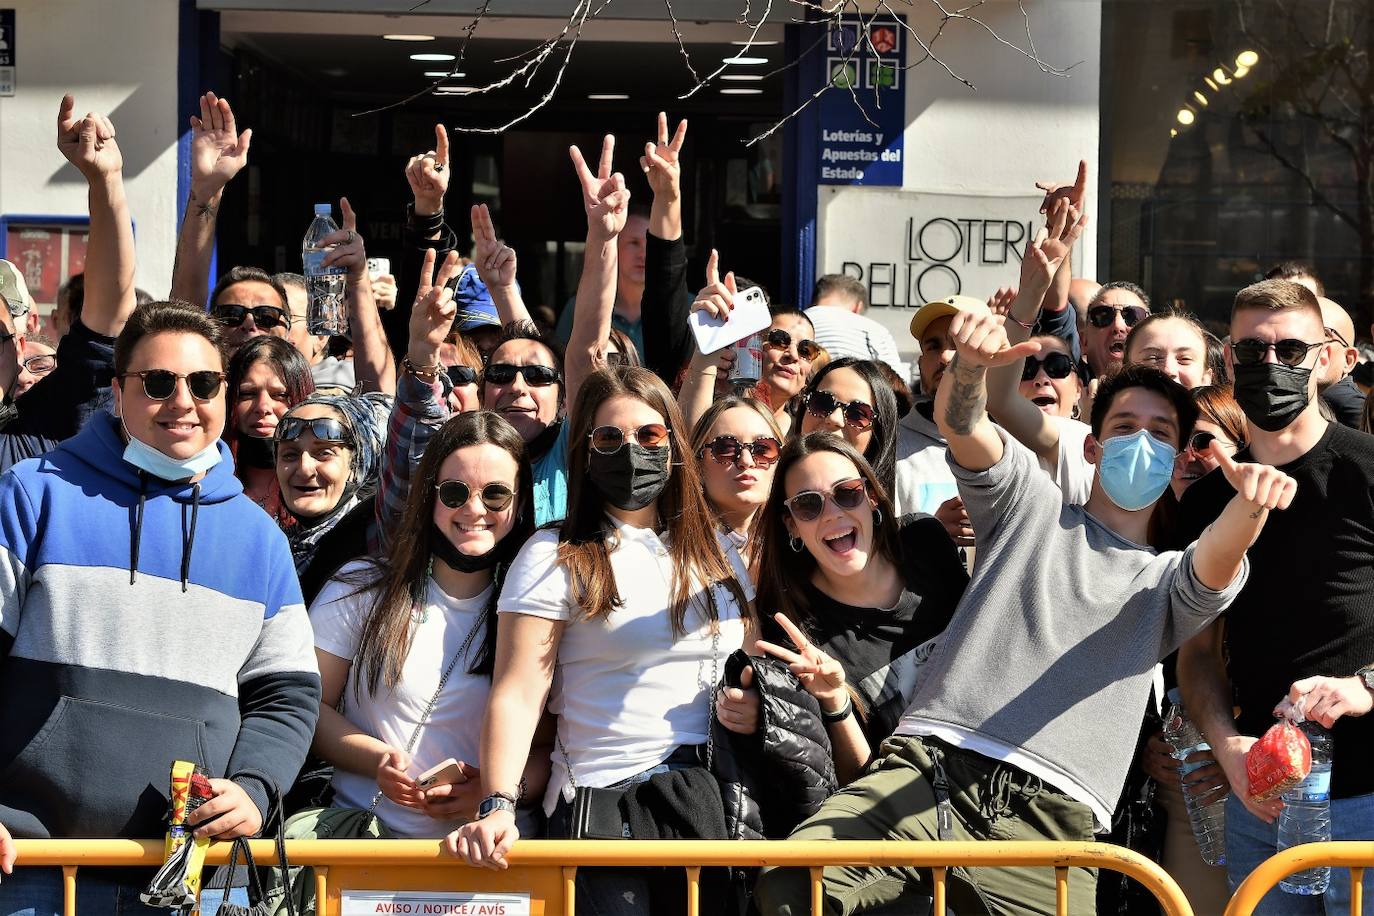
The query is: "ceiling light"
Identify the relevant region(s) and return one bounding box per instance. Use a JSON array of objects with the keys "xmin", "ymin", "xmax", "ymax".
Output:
[
  {"xmin": 1177, "ymin": 108, "xmax": 1195, "ymax": 125},
  {"xmin": 1204, "ymin": 77, "xmax": 1218, "ymax": 91},
  {"xmin": 1193, "ymin": 90, "xmax": 1208, "ymax": 106},
  {"xmin": 587, "ymin": 93, "xmax": 629, "ymax": 100},
  {"xmin": 410, "ymin": 52, "xmax": 456, "ymax": 62},
  {"xmin": 1233, "ymin": 65, "xmax": 1250, "ymax": 78},
  {"xmin": 1213, "ymin": 68, "xmax": 1231, "ymax": 86},
  {"xmin": 1236, "ymin": 50, "xmax": 1259, "ymax": 67},
  {"xmin": 383, "ymin": 34, "xmax": 435, "ymax": 41},
  {"xmin": 723, "ymin": 56, "xmax": 769, "ymax": 65},
  {"xmin": 721, "ymin": 73, "xmax": 765, "ymax": 81},
  {"xmin": 721, "ymin": 88, "xmax": 764, "ymax": 95},
  {"xmin": 432, "ymin": 87, "xmax": 473, "ymax": 95},
  {"xmin": 731, "ymin": 40, "xmax": 780, "ymax": 46},
  {"xmin": 1170, "ymin": 129, "xmax": 1178, "ymax": 138},
  {"xmin": 424, "ymin": 70, "xmax": 466, "ymax": 78},
  {"xmin": 322, "ymin": 67, "xmax": 347, "ymax": 78}
]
